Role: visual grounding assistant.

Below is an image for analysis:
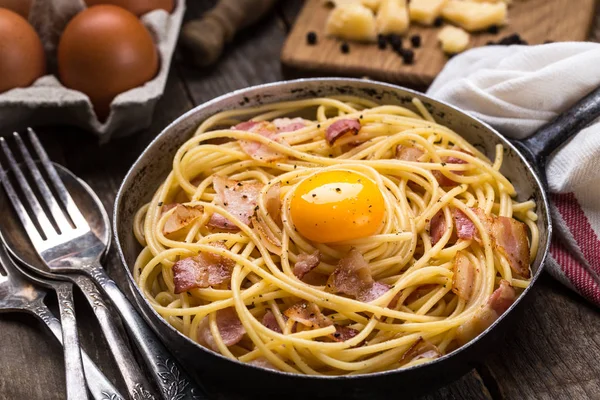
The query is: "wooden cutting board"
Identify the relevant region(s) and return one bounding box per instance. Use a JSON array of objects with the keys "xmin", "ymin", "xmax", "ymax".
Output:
[{"xmin": 281, "ymin": 0, "xmax": 596, "ymax": 88}]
